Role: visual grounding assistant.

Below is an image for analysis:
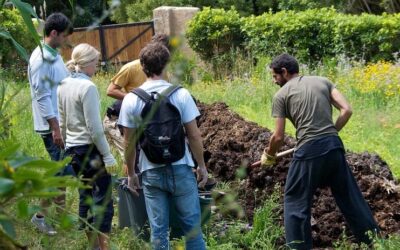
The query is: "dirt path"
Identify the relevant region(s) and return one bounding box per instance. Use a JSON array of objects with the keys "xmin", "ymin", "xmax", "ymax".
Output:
[{"xmin": 197, "ymin": 102, "xmax": 400, "ymax": 247}]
